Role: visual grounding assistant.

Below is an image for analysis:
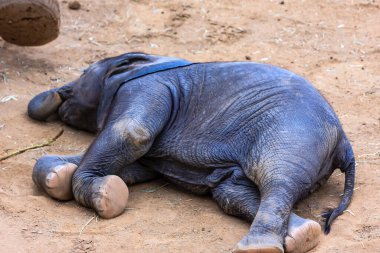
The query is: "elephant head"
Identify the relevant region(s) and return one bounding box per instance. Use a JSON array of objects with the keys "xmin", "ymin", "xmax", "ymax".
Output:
[{"xmin": 27, "ymin": 52, "xmax": 191, "ymax": 132}]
